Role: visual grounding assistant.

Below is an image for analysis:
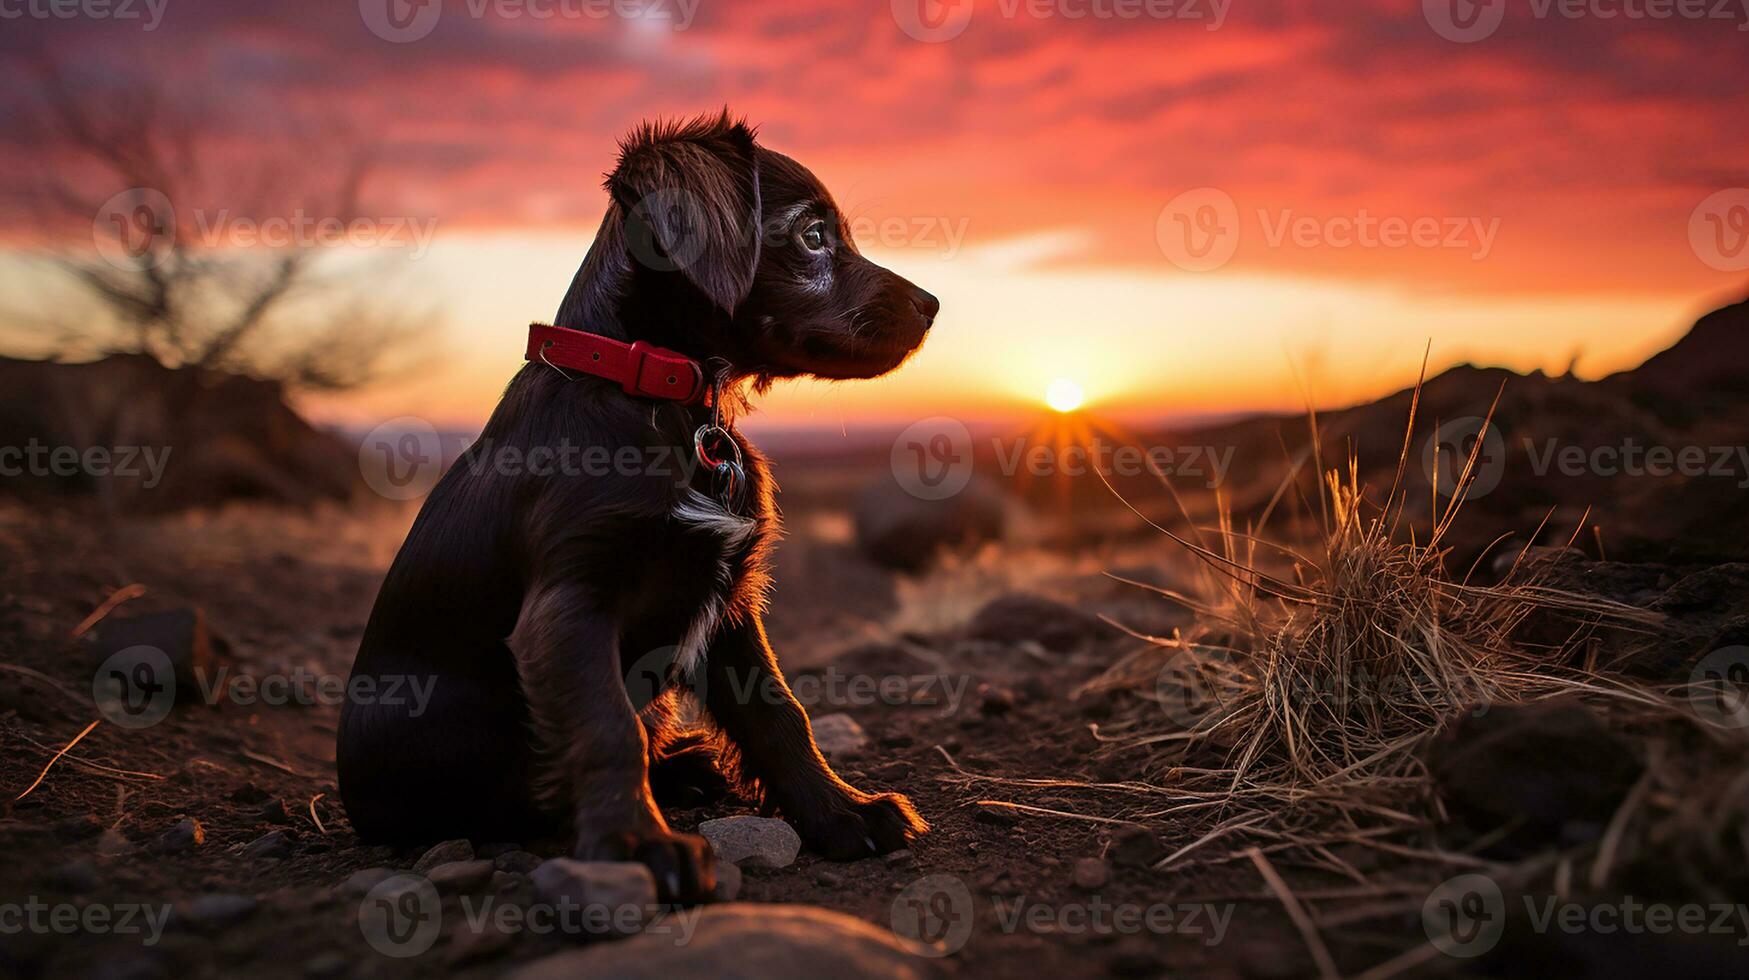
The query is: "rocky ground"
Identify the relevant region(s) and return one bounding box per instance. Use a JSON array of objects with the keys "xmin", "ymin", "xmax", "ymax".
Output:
[{"xmin": 3, "ymin": 297, "xmax": 1749, "ymax": 978}]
